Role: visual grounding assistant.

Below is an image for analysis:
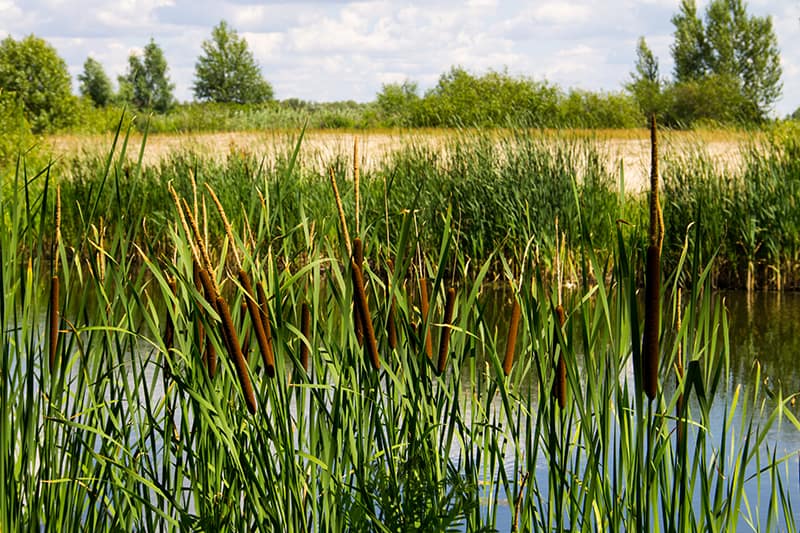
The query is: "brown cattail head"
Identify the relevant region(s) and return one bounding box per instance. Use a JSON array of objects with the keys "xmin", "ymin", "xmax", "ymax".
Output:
[
  {"xmin": 255, "ymin": 281, "xmax": 276, "ymax": 379},
  {"xmin": 48, "ymin": 275, "xmax": 60, "ymax": 372},
  {"xmin": 419, "ymin": 276, "xmax": 433, "ymax": 358},
  {"xmin": 642, "ymin": 244, "xmax": 661, "ymax": 401},
  {"xmin": 238, "ymin": 270, "xmax": 275, "ymax": 377},
  {"xmin": 352, "ymin": 238, "xmax": 365, "ymax": 346},
  {"xmin": 350, "ymin": 247, "xmax": 380, "ymax": 371},
  {"xmin": 300, "ymin": 302, "xmax": 311, "ymax": 371},
  {"xmin": 216, "ymin": 296, "xmax": 257, "ymax": 414},
  {"xmin": 198, "ymin": 268, "xmax": 218, "ymax": 378},
  {"xmin": 552, "ymin": 304, "xmax": 567, "ymax": 409},
  {"xmin": 503, "ymin": 299, "xmax": 521, "ymax": 376},
  {"xmin": 437, "ymin": 287, "xmax": 457, "ymax": 376},
  {"xmin": 192, "ymin": 260, "xmax": 206, "ymax": 358},
  {"xmin": 240, "ymin": 300, "xmax": 250, "ymax": 361}
]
